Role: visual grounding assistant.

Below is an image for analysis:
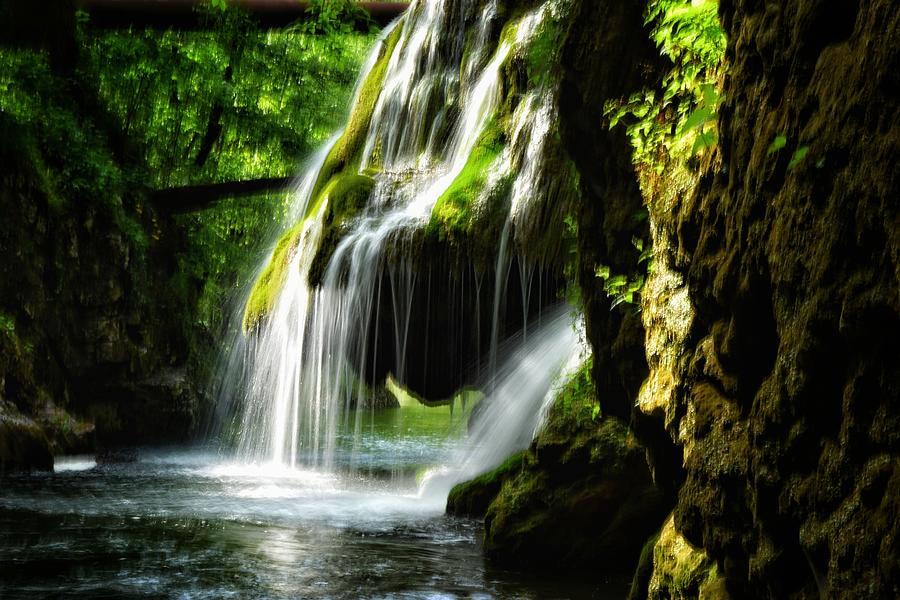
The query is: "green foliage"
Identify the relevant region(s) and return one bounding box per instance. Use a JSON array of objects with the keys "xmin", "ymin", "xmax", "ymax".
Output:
[
  {"xmin": 299, "ymin": 0, "xmax": 376, "ymax": 35},
  {"xmin": 74, "ymin": 4, "xmax": 376, "ymax": 343},
  {"xmin": 594, "ymin": 233, "xmax": 653, "ymax": 313},
  {"xmin": 0, "ymin": 49, "xmax": 124, "ymax": 209},
  {"xmin": 79, "ymin": 6, "xmax": 373, "ymax": 189},
  {"xmin": 605, "ymin": 0, "xmax": 726, "ymax": 168}
]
